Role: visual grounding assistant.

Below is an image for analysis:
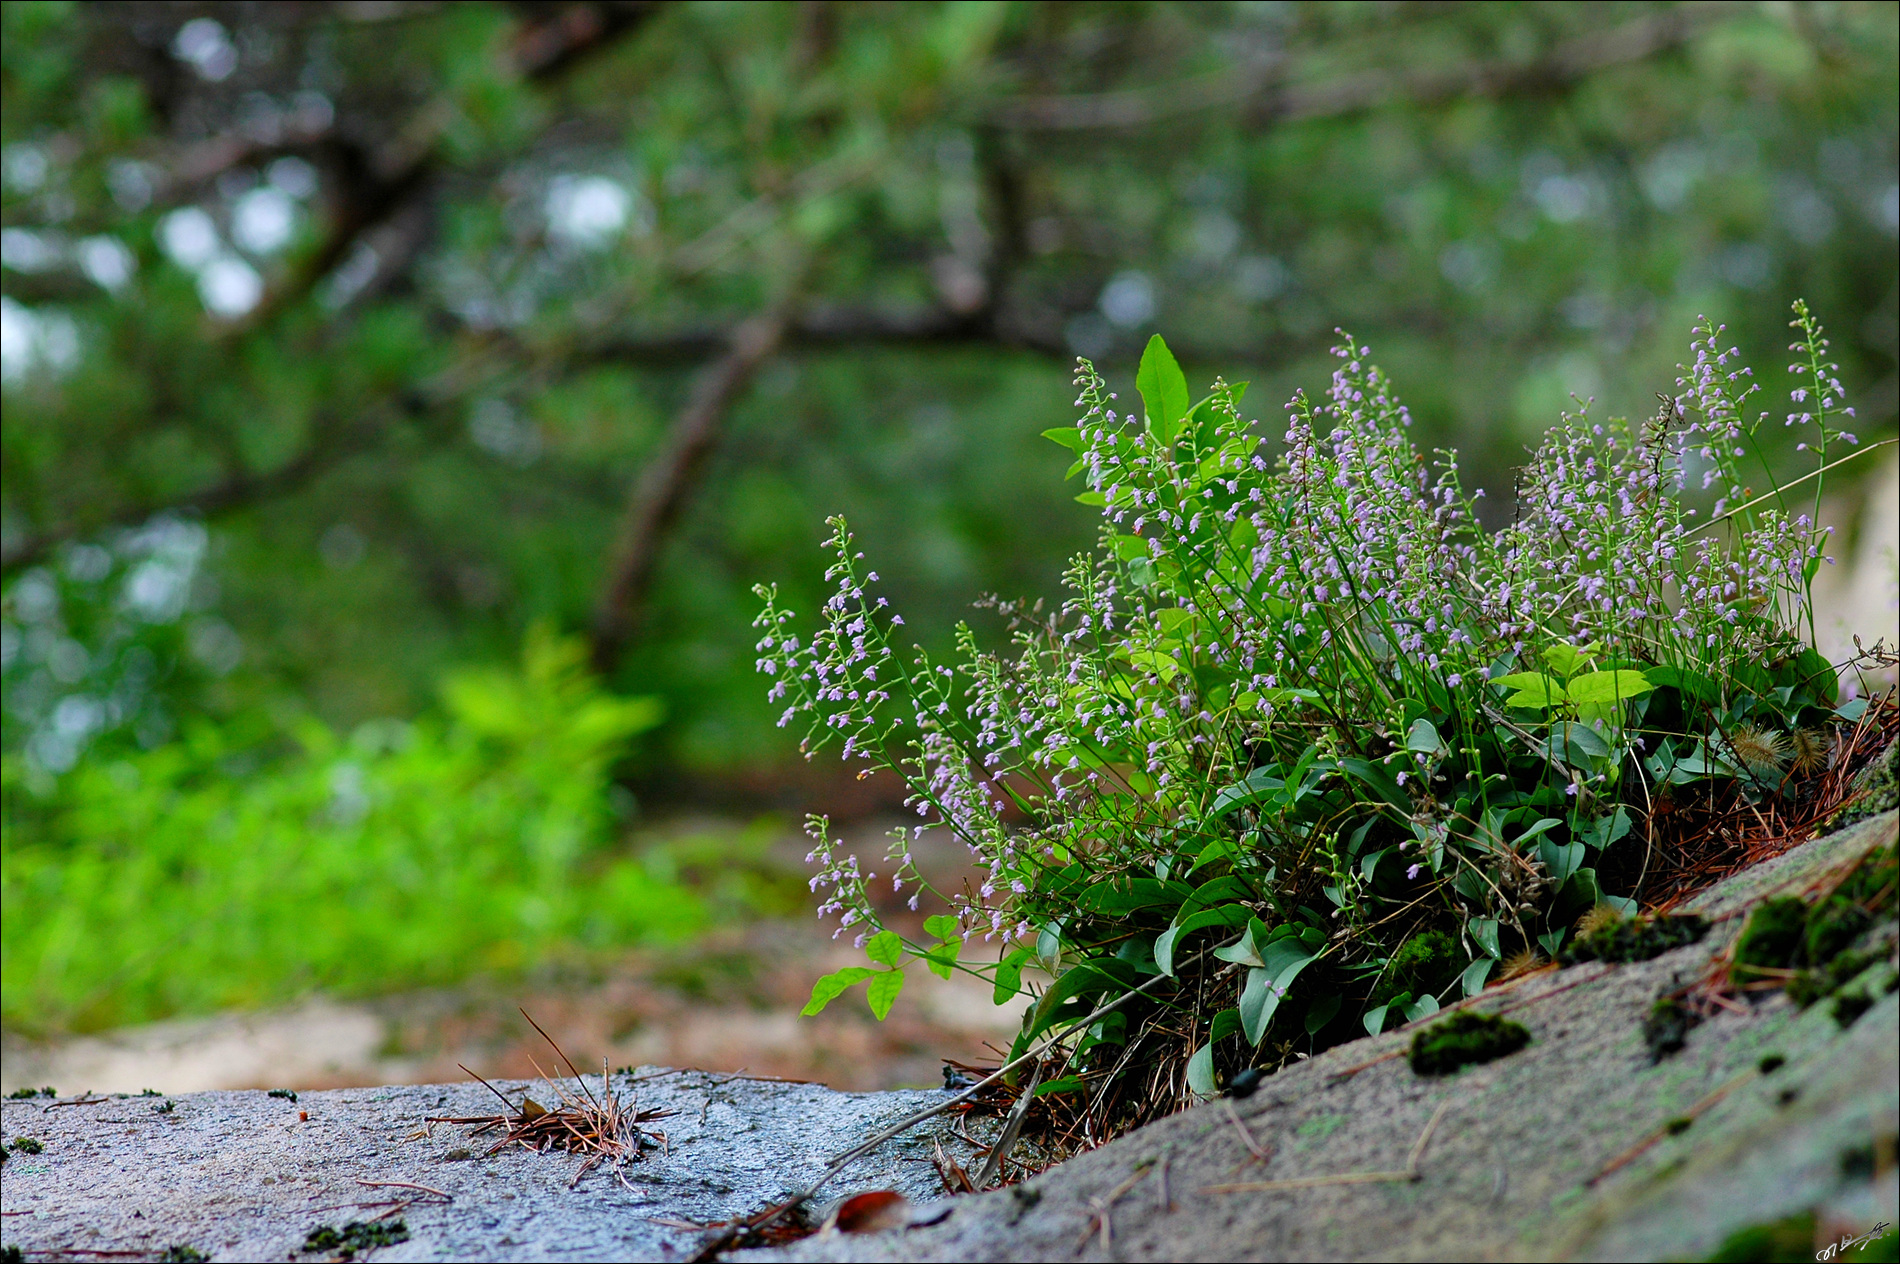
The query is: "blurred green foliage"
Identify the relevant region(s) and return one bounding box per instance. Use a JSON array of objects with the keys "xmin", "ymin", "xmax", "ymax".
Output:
[
  {"xmin": 1, "ymin": 2, "xmax": 1895, "ymax": 1030},
  {"xmin": 0, "ymin": 627, "xmax": 700, "ymax": 1032},
  {"xmin": 3, "ymin": 2, "xmax": 1894, "ymax": 775}
]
